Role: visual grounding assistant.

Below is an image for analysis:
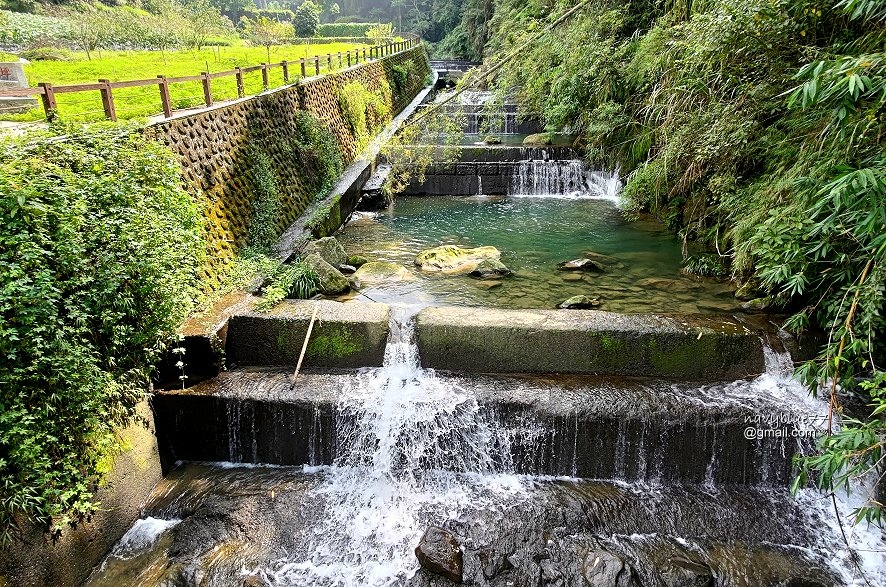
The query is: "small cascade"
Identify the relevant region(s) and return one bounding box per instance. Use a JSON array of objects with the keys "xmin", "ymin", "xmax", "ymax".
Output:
[
  {"xmin": 273, "ymin": 306, "xmax": 523, "ymax": 586},
  {"xmin": 509, "ymin": 158, "xmax": 623, "ymax": 202}
]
